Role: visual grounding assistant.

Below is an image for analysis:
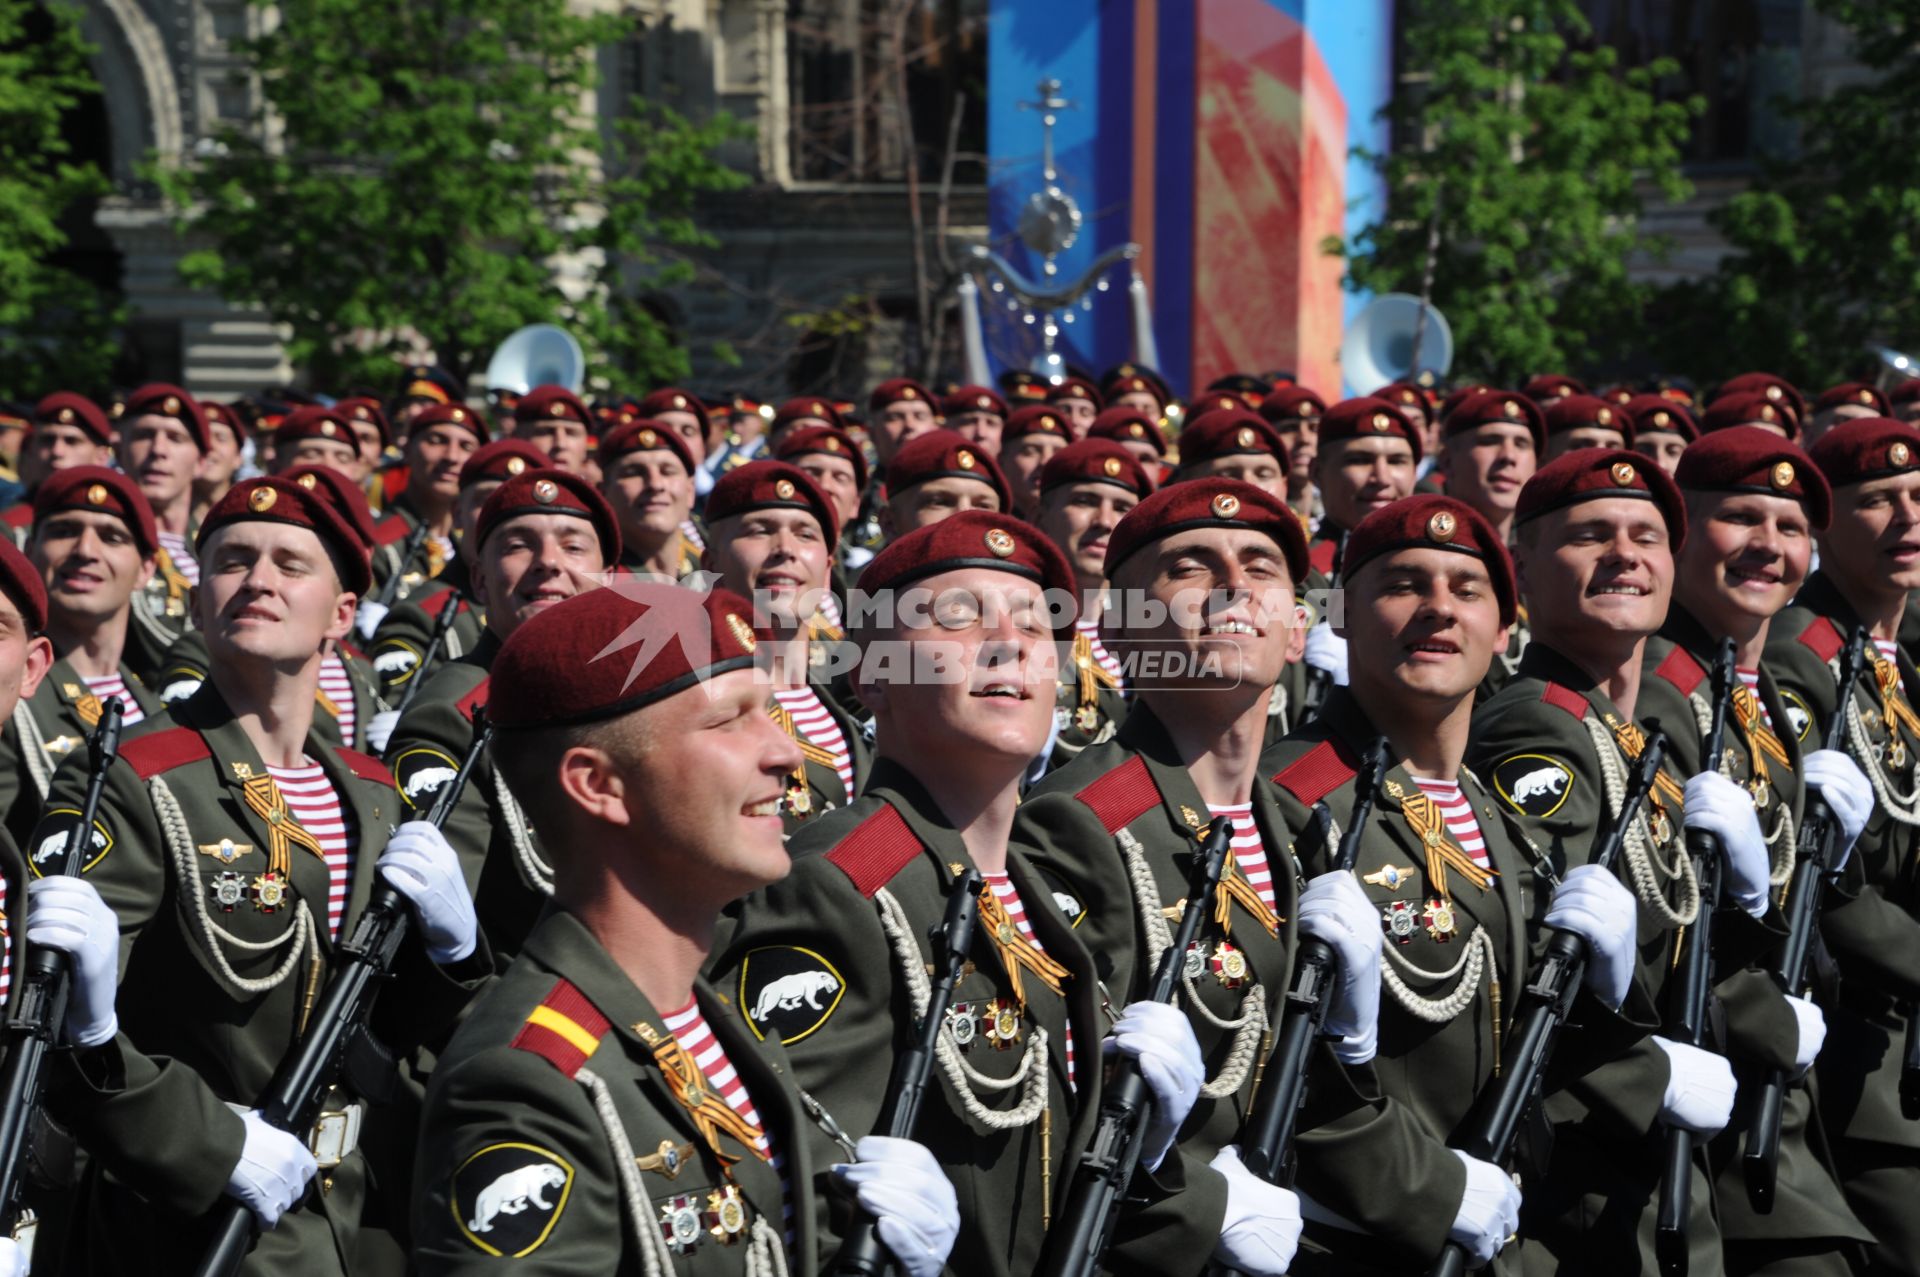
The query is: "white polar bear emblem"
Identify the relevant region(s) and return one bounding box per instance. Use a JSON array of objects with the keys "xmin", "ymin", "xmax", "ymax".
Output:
[
  {"xmin": 374, "ymin": 649, "xmax": 418, "ymax": 675},
  {"xmin": 35, "ymin": 826, "xmax": 104, "ymax": 864},
  {"xmin": 468, "ymin": 1162, "xmax": 567, "ymax": 1233},
  {"xmin": 1051, "ymin": 890, "xmax": 1082, "ymax": 918},
  {"xmin": 1510, "ymin": 765, "xmax": 1569, "ymax": 803},
  {"xmin": 403, "ymin": 766, "xmax": 458, "ymax": 802},
  {"xmin": 751, "ymin": 969, "xmax": 840, "ymax": 1023}
]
